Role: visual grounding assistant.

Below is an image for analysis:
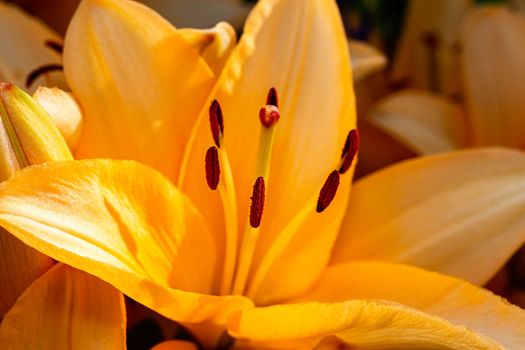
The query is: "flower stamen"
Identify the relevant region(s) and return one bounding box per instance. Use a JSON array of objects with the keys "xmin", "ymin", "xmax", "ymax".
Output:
[
  {"xmin": 249, "ymin": 176, "xmax": 265, "ymax": 228},
  {"xmin": 266, "ymin": 86, "xmax": 278, "ymax": 107},
  {"xmin": 316, "ymin": 170, "xmax": 340, "ymax": 213},
  {"xmin": 26, "ymin": 64, "xmax": 63, "ymax": 88},
  {"xmin": 209, "ymin": 99, "xmax": 224, "ymax": 148},
  {"xmin": 338, "ymin": 129, "xmax": 359, "ymax": 174},
  {"xmin": 205, "ymin": 146, "xmax": 220, "ymax": 190}
]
